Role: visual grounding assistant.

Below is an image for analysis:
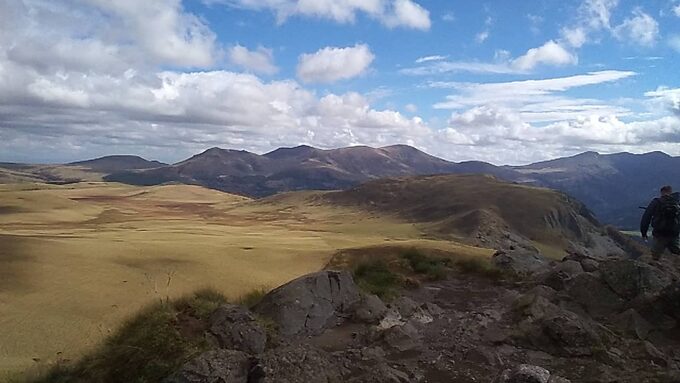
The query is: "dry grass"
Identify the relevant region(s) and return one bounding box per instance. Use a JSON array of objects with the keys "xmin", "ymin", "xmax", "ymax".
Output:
[{"xmin": 0, "ymin": 181, "xmax": 489, "ymax": 379}]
